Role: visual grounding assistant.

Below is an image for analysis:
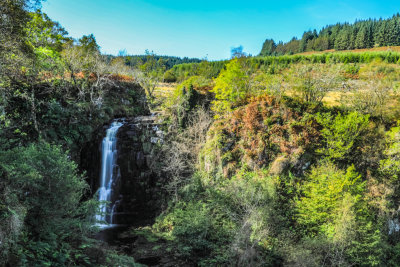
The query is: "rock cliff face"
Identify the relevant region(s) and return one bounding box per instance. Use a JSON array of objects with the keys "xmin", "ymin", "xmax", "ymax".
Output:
[
  {"xmin": 81, "ymin": 115, "xmax": 164, "ymax": 225},
  {"xmin": 114, "ymin": 115, "xmax": 164, "ymax": 224}
]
